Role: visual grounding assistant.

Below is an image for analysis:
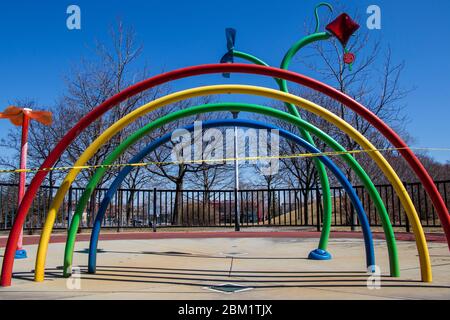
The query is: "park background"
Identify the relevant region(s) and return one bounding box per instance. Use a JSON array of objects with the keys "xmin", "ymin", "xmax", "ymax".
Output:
[{"xmin": 0, "ymin": 0, "xmax": 449, "ymax": 229}]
